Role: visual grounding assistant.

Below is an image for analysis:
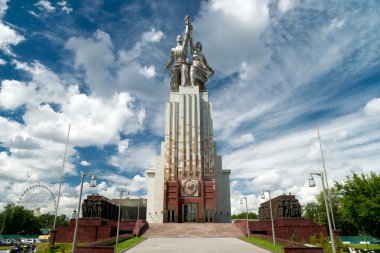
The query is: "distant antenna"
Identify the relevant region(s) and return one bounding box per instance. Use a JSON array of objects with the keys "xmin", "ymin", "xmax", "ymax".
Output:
[
  {"xmin": 53, "ymin": 123, "xmax": 71, "ymax": 229},
  {"xmin": 317, "ymin": 126, "xmax": 336, "ymax": 230}
]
